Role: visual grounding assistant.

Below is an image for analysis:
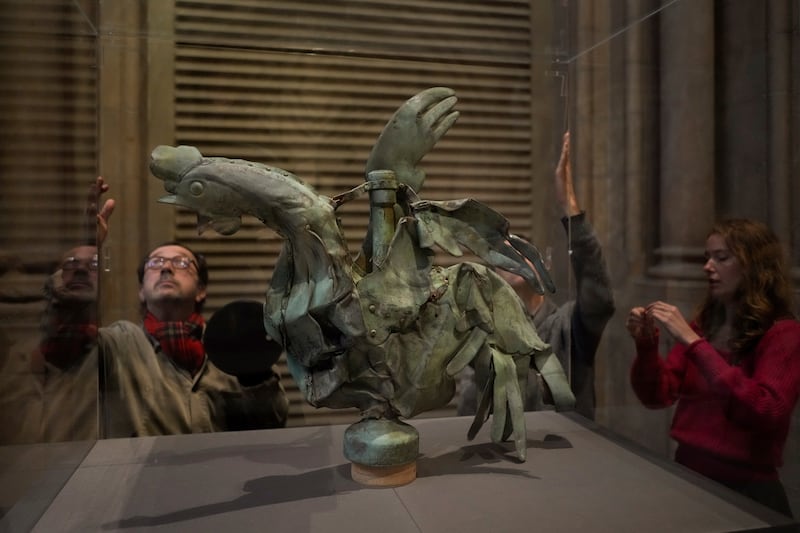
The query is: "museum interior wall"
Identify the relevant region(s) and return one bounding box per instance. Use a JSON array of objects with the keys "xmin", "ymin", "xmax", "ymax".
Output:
[{"xmin": 1, "ymin": 0, "xmax": 799, "ymax": 521}]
